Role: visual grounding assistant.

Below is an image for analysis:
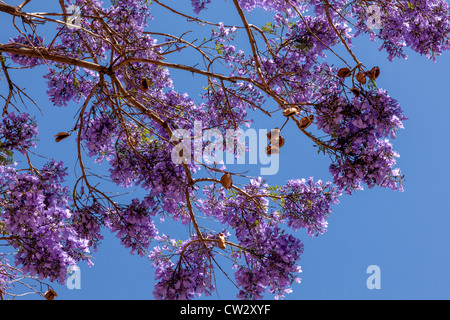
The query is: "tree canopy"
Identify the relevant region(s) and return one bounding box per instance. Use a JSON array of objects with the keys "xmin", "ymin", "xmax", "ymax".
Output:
[{"xmin": 0, "ymin": 0, "xmax": 449, "ymax": 300}]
